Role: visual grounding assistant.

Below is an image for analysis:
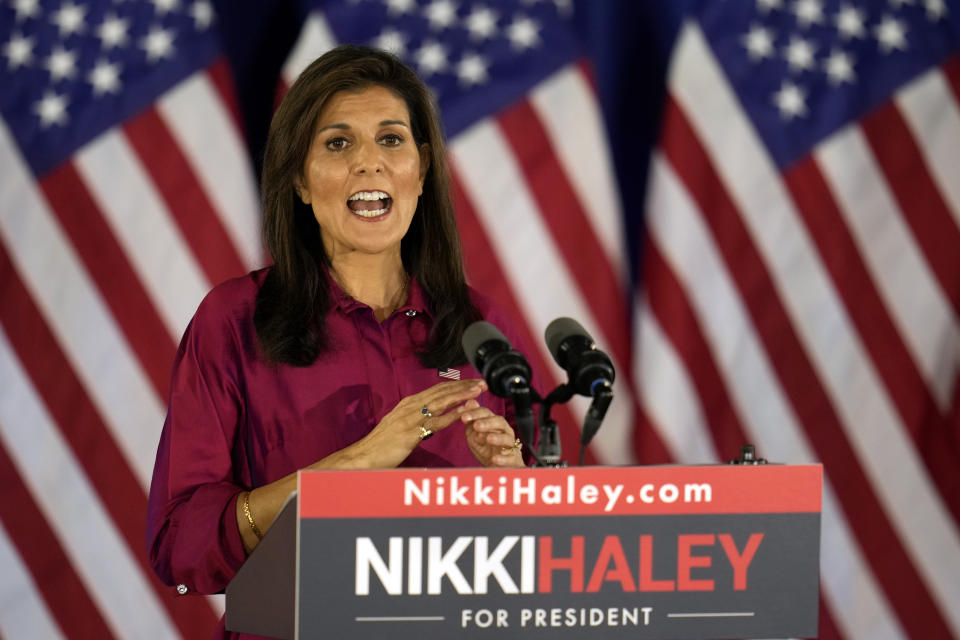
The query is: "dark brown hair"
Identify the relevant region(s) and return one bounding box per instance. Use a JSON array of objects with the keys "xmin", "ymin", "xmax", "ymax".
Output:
[{"xmin": 255, "ymin": 44, "xmax": 478, "ymax": 367}]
